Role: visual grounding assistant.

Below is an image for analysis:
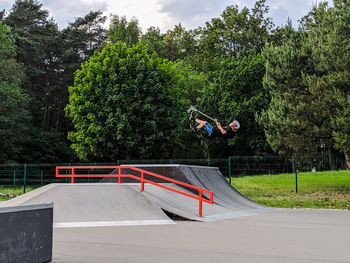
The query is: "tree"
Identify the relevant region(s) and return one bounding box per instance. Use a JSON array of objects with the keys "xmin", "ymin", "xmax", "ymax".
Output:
[
  {"xmin": 63, "ymin": 10, "xmax": 107, "ymax": 62},
  {"xmin": 302, "ymin": 0, "xmax": 350, "ymax": 168},
  {"xmin": 194, "ymin": 0, "xmax": 274, "ymax": 74},
  {"xmin": 260, "ymin": 1, "xmax": 350, "ymax": 168},
  {"xmin": 172, "ymin": 61, "xmax": 210, "ymax": 158},
  {"xmin": 0, "ymin": 9, "xmax": 5, "ymax": 21},
  {"xmin": 5, "ymin": 0, "xmax": 63, "ymax": 129},
  {"xmin": 4, "ymin": 0, "xmax": 77, "ymax": 163},
  {"xmin": 332, "ymin": 94, "xmax": 350, "ymax": 168},
  {"xmin": 61, "ymin": 10, "xmax": 107, "ymax": 132},
  {"xmin": 0, "ymin": 21, "xmax": 30, "ymax": 162},
  {"xmin": 197, "ymin": 50, "xmax": 271, "ymax": 158},
  {"xmin": 141, "ymin": 26, "xmax": 165, "ymax": 57},
  {"xmin": 260, "ymin": 23, "xmax": 322, "ymax": 159},
  {"xmin": 66, "ymin": 42, "xmax": 185, "ymax": 160},
  {"xmin": 162, "ymin": 24, "xmax": 198, "ymax": 61},
  {"xmin": 107, "ymin": 15, "xmax": 141, "ymax": 47}
]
